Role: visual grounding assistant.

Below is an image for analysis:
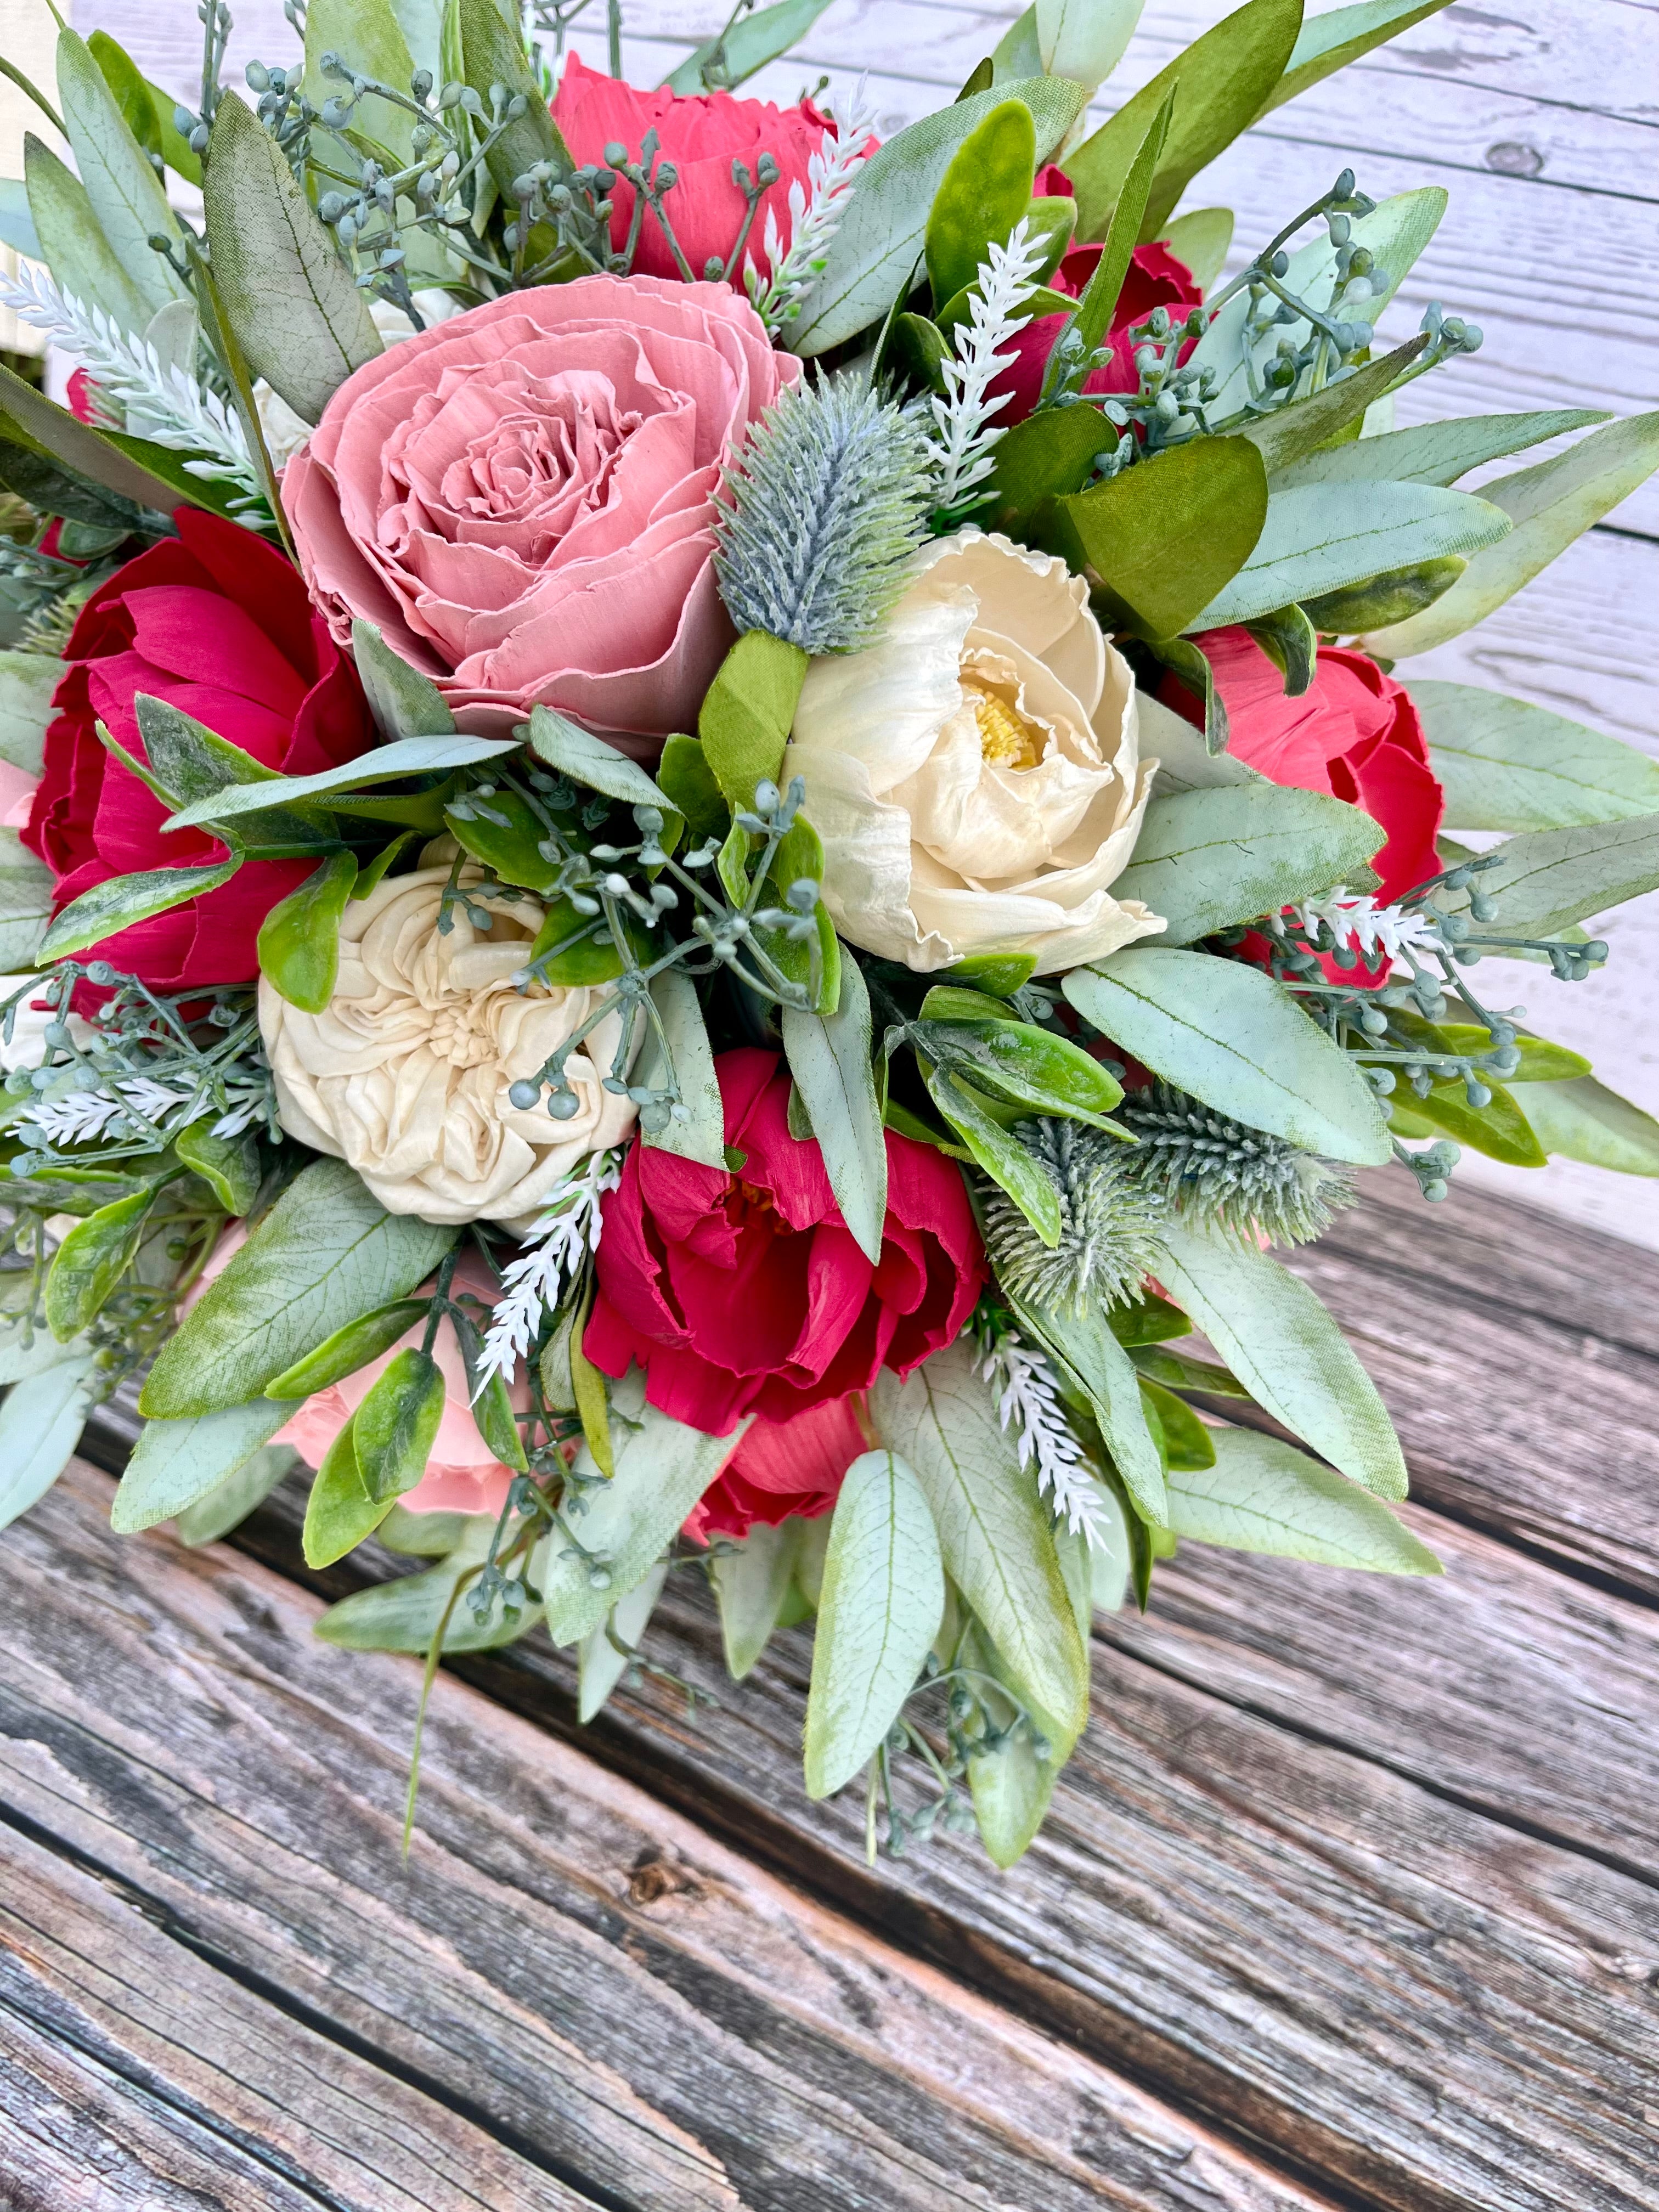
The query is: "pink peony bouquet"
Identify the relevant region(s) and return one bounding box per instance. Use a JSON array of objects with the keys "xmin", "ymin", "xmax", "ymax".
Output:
[{"xmin": 2, "ymin": 0, "xmax": 1657, "ymax": 1865}]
